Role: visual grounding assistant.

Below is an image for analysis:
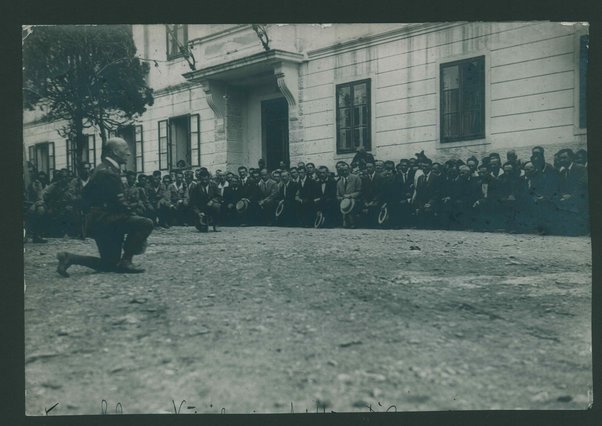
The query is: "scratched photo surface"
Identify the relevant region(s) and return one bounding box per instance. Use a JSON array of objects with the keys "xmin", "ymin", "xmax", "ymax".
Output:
[{"xmin": 23, "ymin": 23, "xmax": 592, "ymax": 415}]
